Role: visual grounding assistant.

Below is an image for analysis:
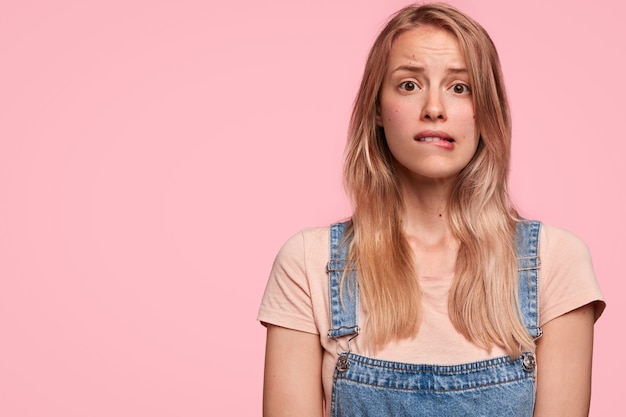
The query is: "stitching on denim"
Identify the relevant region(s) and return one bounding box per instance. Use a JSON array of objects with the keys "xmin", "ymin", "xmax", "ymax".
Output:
[{"xmin": 333, "ymin": 374, "xmax": 534, "ymax": 393}]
